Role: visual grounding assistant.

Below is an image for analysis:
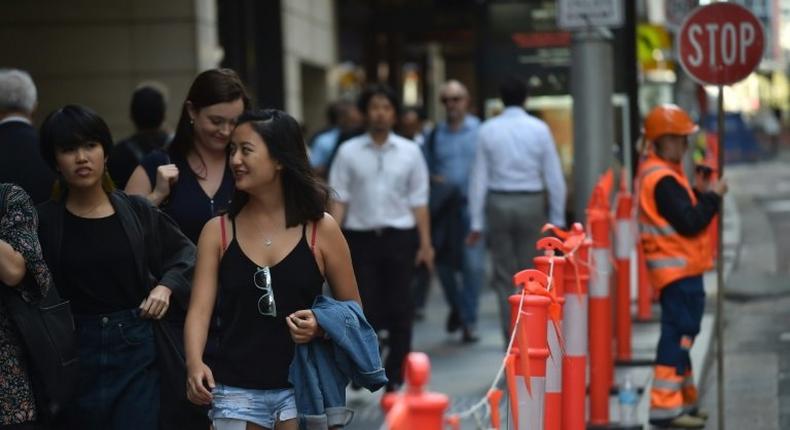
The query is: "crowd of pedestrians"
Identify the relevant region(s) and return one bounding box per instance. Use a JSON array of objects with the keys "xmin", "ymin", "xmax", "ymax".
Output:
[{"xmin": 0, "ymin": 66, "xmax": 566, "ymax": 429}]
